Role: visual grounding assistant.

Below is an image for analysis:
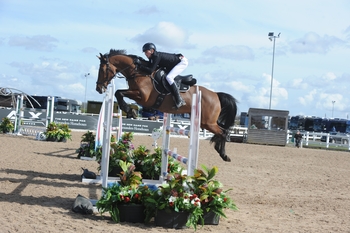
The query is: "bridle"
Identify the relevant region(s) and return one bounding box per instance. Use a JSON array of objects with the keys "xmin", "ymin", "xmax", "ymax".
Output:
[{"xmin": 96, "ymin": 54, "xmax": 136, "ymax": 86}]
